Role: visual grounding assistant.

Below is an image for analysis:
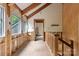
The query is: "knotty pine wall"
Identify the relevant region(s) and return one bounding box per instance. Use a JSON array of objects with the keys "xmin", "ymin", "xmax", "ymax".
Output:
[{"xmin": 63, "ymin": 4, "xmax": 79, "ymax": 55}]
